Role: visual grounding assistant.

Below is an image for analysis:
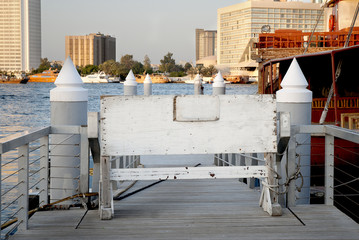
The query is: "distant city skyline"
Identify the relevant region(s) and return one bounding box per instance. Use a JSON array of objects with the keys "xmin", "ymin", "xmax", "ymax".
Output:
[{"xmin": 42, "ymin": 0, "xmax": 243, "ymax": 65}]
